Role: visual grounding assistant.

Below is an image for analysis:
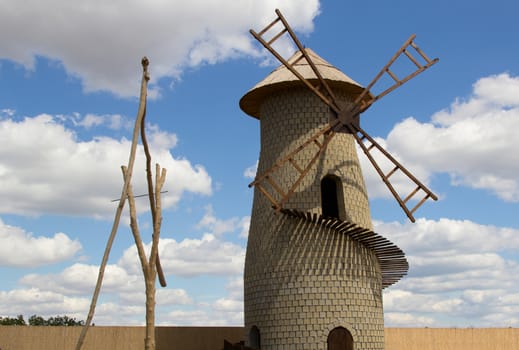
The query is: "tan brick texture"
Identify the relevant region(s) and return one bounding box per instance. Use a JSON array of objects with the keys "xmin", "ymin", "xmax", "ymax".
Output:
[{"xmin": 244, "ymin": 87, "xmax": 385, "ymax": 349}]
